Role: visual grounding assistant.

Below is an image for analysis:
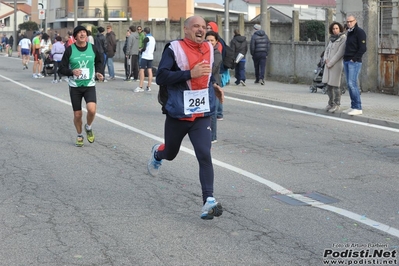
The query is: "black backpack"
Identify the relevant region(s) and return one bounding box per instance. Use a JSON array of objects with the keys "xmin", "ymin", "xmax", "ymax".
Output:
[
  {"xmin": 158, "ymin": 42, "xmax": 178, "ymax": 113},
  {"xmin": 222, "ymin": 45, "xmax": 236, "ymax": 69},
  {"xmin": 219, "ymin": 38, "xmax": 235, "ymax": 69}
]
